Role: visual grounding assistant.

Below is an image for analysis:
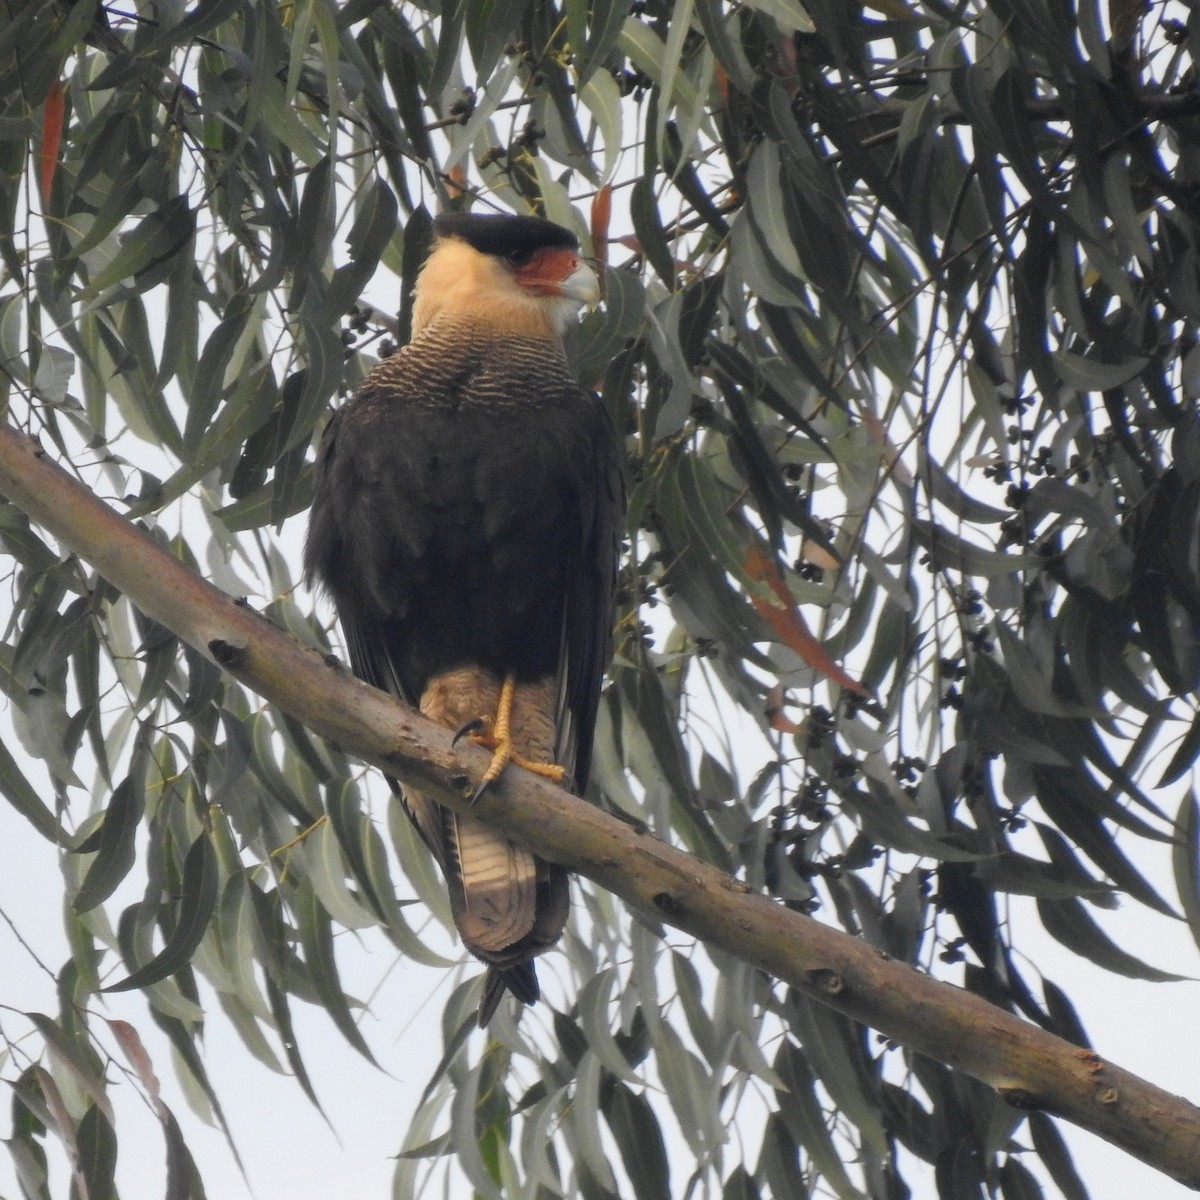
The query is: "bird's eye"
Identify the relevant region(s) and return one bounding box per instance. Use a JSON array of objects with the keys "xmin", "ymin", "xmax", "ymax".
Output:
[{"xmin": 506, "ymin": 249, "xmax": 535, "ymax": 267}]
